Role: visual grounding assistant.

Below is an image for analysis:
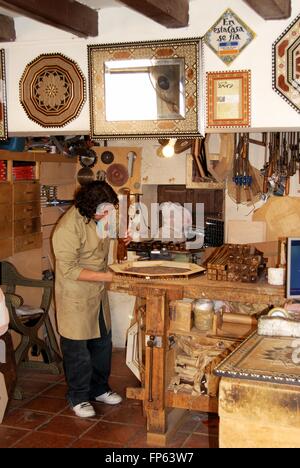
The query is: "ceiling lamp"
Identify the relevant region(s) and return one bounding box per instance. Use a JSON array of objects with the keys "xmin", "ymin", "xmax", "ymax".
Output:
[{"xmin": 161, "ymin": 138, "xmax": 177, "ymax": 158}]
